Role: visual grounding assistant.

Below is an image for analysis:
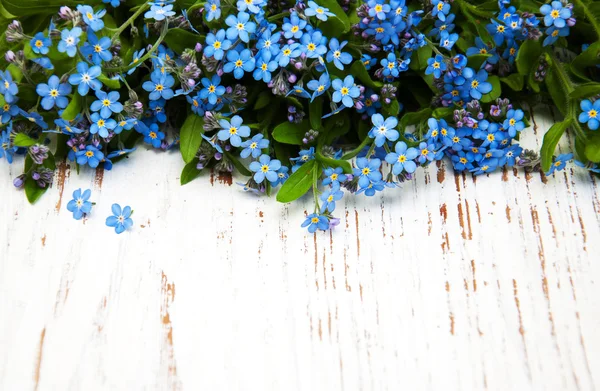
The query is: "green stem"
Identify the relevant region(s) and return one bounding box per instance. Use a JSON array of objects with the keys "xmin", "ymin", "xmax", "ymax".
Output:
[
  {"xmin": 312, "ymin": 164, "xmax": 320, "ymax": 213},
  {"xmin": 268, "ymin": 12, "xmax": 289, "ymax": 22},
  {"xmin": 112, "ymin": 3, "xmax": 151, "ymax": 41},
  {"xmin": 341, "ymin": 137, "xmax": 372, "ymax": 160},
  {"xmin": 572, "ymin": 0, "xmax": 600, "ymax": 41}
]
